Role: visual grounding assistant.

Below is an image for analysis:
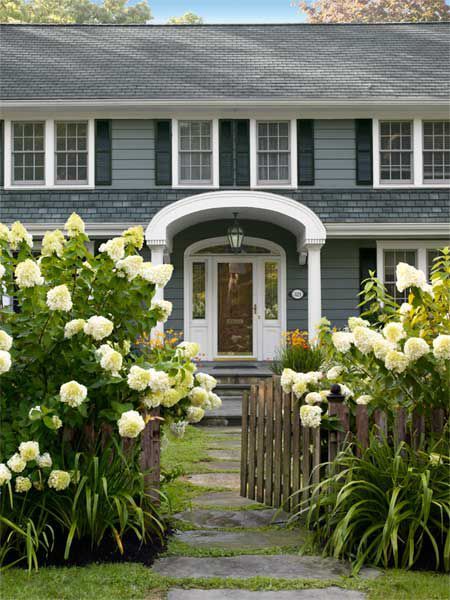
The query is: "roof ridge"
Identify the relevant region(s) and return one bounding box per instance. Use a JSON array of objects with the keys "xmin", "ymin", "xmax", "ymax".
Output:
[{"xmin": 0, "ymin": 21, "xmax": 448, "ymax": 27}]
